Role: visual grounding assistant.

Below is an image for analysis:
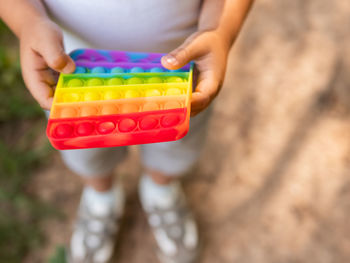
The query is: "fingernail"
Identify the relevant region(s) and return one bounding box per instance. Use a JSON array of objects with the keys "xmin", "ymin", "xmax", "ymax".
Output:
[
  {"xmin": 62, "ymin": 65, "xmax": 74, "ymax": 74},
  {"xmin": 164, "ymin": 55, "xmax": 178, "ymax": 65}
]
